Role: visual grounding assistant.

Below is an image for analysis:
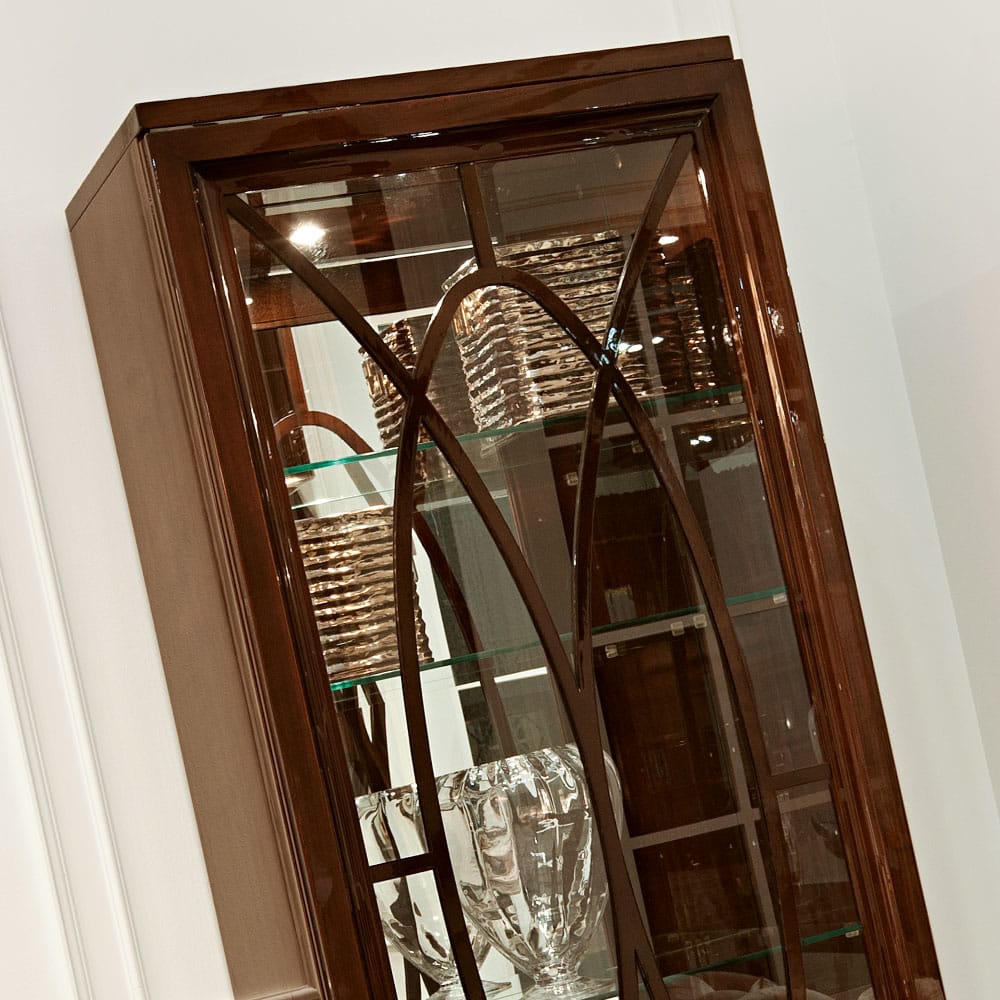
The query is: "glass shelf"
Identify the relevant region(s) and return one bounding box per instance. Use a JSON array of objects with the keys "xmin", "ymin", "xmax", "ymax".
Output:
[
  {"xmin": 446, "ymin": 923, "xmax": 863, "ymax": 1000},
  {"xmin": 283, "ymin": 383, "xmax": 746, "ymax": 478},
  {"xmin": 661, "ymin": 922, "xmax": 864, "ymax": 987},
  {"xmin": 329, "ymin": 585, "xmax": 788, "ymax": 692}
]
